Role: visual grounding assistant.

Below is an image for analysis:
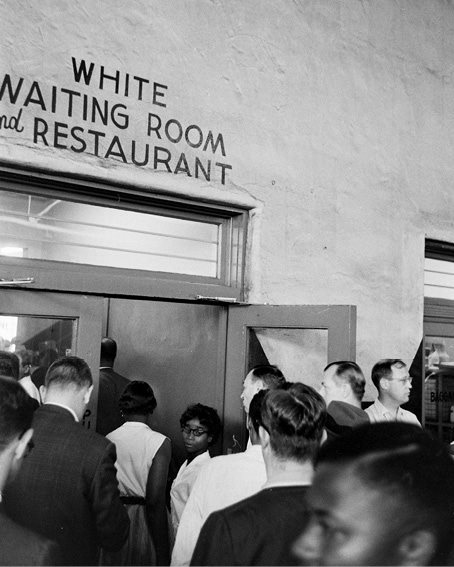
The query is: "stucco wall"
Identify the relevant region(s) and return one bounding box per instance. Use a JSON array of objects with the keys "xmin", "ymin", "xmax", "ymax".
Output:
[{"xmin": 1, "ymin": 0, "xmax": 454, "ymax": 398}]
